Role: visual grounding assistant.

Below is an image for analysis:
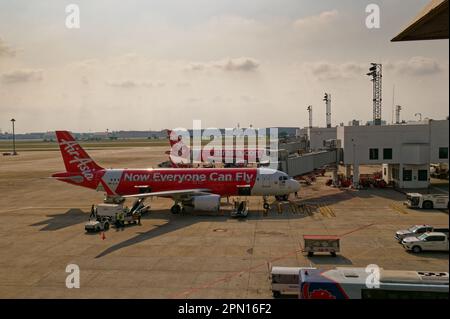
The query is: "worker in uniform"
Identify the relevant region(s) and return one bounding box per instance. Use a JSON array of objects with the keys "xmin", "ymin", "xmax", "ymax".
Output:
[
  {"xmin": 118, "ymin": 211, "xmax": 125, "ymax": 230},
  {"xmin": 90, "ymin": 204, "xmax": 96, "ymax": 219},
  {"xmin": 115, "ymin": 212, "xmax": 120, "ymax": 231}
]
